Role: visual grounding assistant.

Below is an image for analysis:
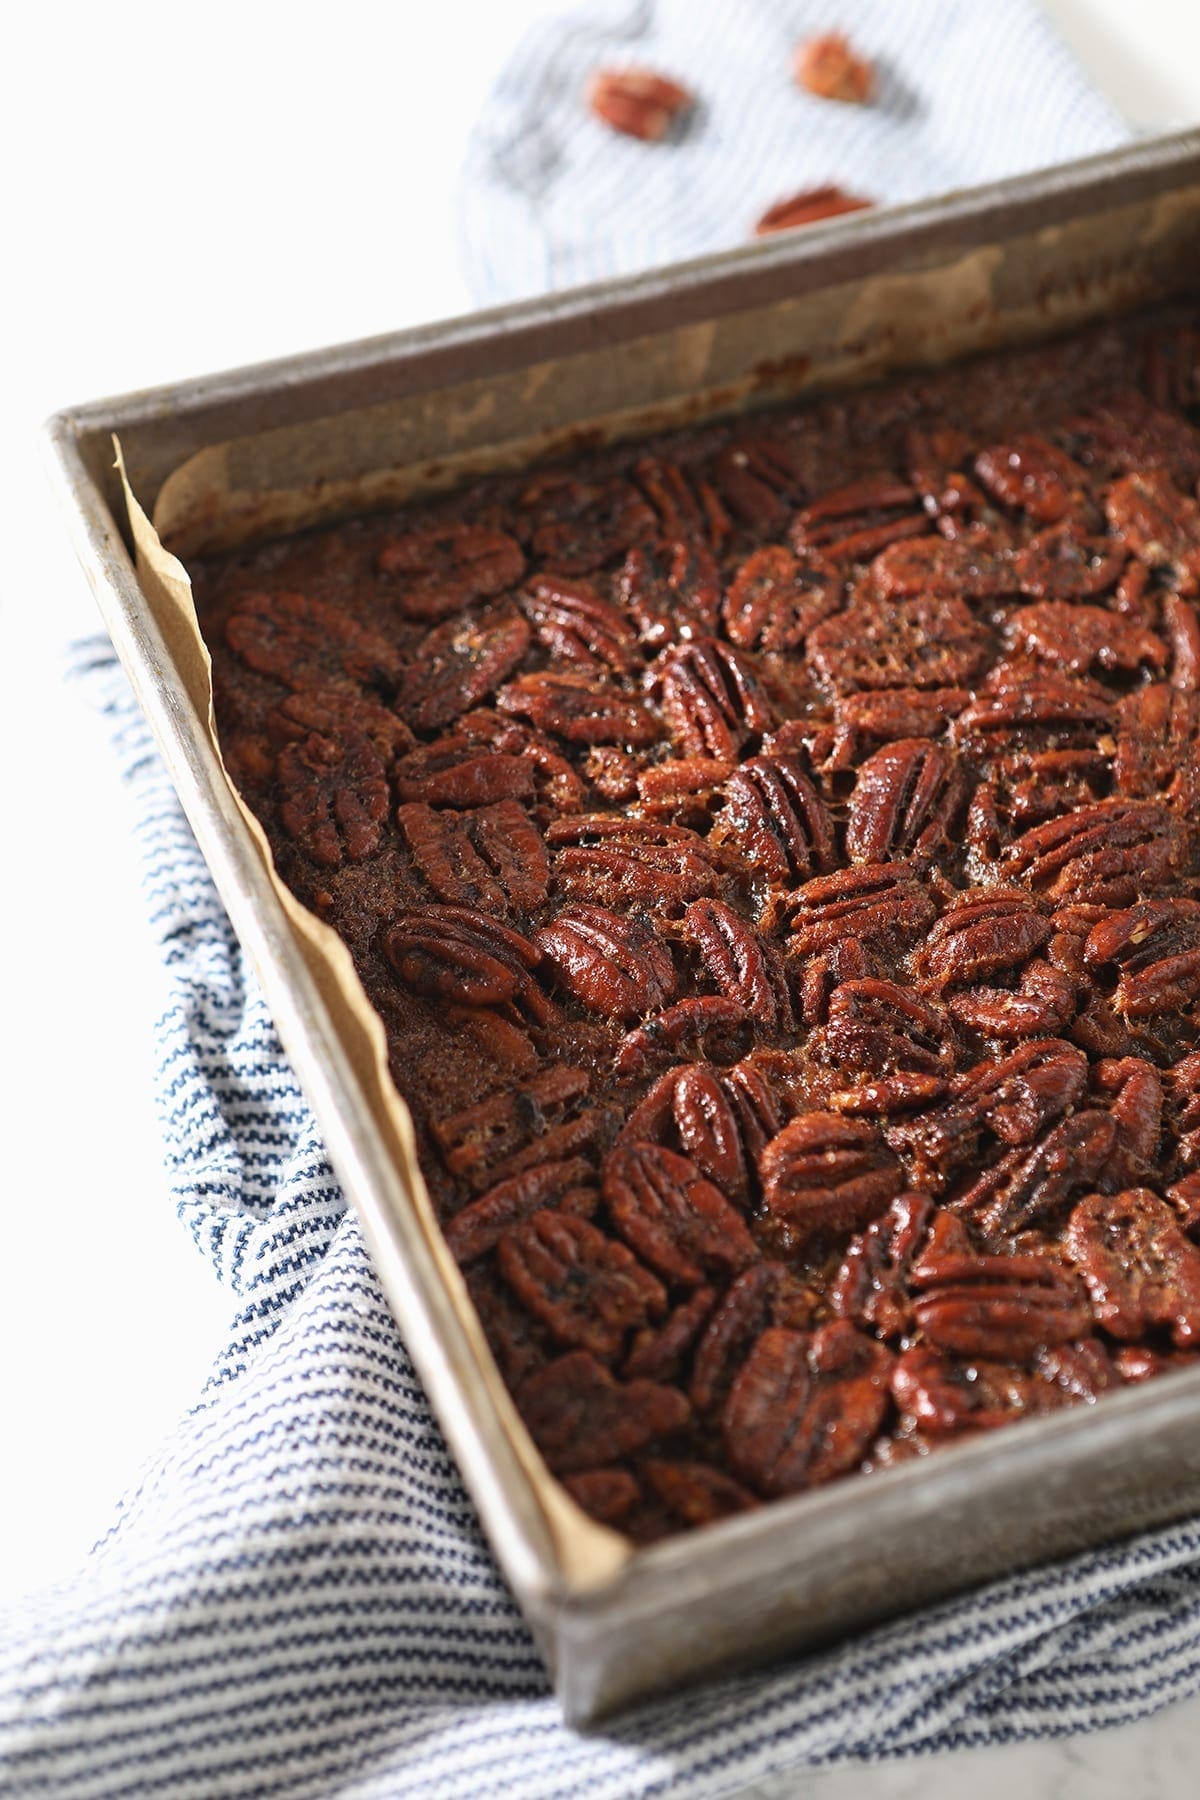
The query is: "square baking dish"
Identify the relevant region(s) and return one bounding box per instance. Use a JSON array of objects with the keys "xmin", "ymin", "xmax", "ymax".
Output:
[{"xmin": 47, "ymin": 127, "xmax": 1200, "ymax": 1725}]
